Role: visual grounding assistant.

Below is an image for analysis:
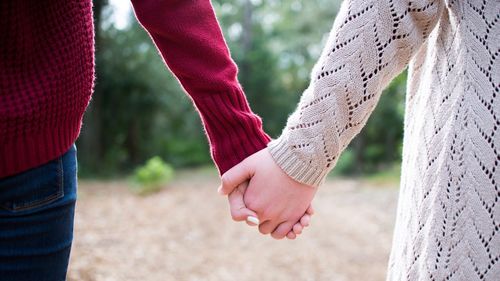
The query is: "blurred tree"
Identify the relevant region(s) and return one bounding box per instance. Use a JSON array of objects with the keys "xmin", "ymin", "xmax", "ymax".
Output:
[
  {"xmin": 78, "ymin": 3, "xmax": 210, "ymax": 176},
  {"xmin": 78, "ymin": 0, "xmax": 107, "ymax": 174},
  {"xmin": 348, "ymin": 72, "xmax": 406, "ymax": 175},
  {"xmin": 213, "ymin": 0, "xmax": 341, "ymax": 137},
  {"xmin": 79, "ymin": 0, "xmax": 406, "ymax": 177},
  {"xmin": 214, "ymin": 0, "xmax": 405, "ymax": 174}
]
